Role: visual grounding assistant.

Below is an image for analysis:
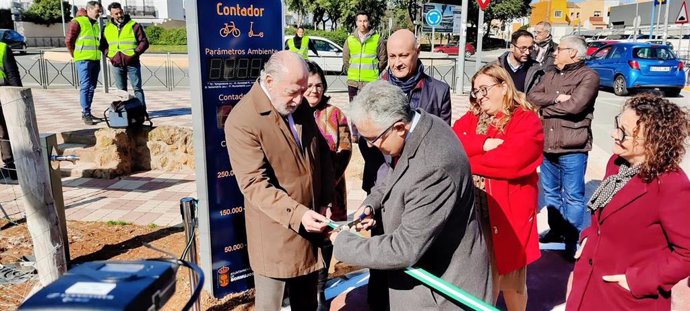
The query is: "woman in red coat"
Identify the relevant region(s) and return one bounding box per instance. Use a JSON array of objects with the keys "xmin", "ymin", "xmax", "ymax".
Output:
[
  {"xmin": 453, "ymin": 64, "xmax": 544, "ymax": 311},
  {"xmin": 566, "ymin": 94, "xmax": 690, "ymax": 310}
]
